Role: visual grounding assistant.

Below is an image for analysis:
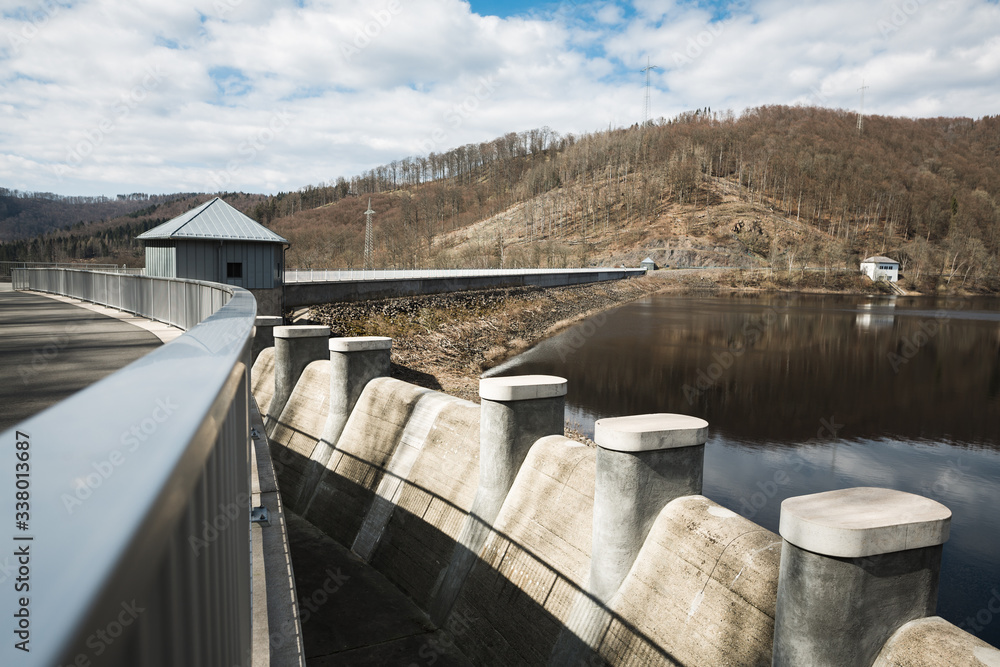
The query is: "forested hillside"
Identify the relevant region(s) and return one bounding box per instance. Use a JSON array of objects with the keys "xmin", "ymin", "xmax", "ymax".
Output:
[
  {"xmin": 0, "ymin": 192, "xmax": 267, "ymax": 264},
  {"xmin": 266, "ymin": 106, "xmax": 1000, "ymax": 290},
  {"xmin": 4, "ymin": 106, "xmax": 999, "ymax": 291},
  {"xmin": 0, "ymin": 190, "xmax": 181, "ymax": 241}
]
